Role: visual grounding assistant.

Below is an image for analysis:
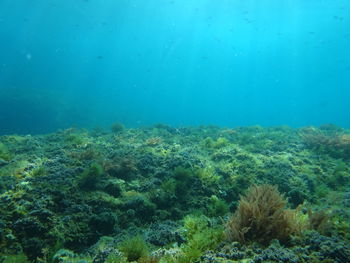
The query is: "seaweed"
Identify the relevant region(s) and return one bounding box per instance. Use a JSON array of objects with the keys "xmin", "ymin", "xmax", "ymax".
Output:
[
  {"xmin": 0, "ymin": 125, "xmax": 349, "ymax": 261},
  {"xmin": 178, "ymin": 215, "xmax": 224, "ymax": 263},
  {"xmin": 111, "ymin": 122, "xmax": 125, "ymax": 134},
  {"xmin": 77, "ymin": 162, "xmax": 104, "ymax": 190},
  {"xmin": 118, "ymin": 236, "xmax": 149, "ymax": 262},
  {"xmin": 225, "ymin": 184, "xmax": 301, "ymax": 244},
  {"xmin": 308, "ymin": 209, "xmax": 331, "ymax": 235},
  {"xmin": 300, "ymin": 126, "xmax": 350, "ymax": 159},
  {"xmin": 0, "ymin": 143, "xmax": 12, "ymax": 162}
]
